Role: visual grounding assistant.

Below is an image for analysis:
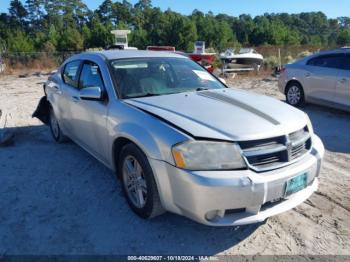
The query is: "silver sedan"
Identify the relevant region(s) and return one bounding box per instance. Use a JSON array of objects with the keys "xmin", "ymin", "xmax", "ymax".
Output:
[
  {"xmin": 278, "ymin": 48, "xmax": 350, "ymax": 111},
  {"xmin": 41, "ymin": 50, "xmax": 324, "ymax": 226}
]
